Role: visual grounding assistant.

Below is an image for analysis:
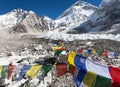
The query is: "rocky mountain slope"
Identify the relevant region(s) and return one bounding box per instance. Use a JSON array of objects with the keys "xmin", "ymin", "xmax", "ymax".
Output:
[
  {"xmin": 74, "ymin": 0, "xmax": 120, "ymax": 34},
  {"xmin": 0, "ymin": 9, "xmax": 52, "ymax": 34}
]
